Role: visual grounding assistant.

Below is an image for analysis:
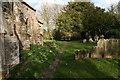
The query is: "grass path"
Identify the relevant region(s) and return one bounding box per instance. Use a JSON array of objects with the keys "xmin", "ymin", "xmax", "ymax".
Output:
[{"xmin": 39, "ymin": 43, "xmax": 67, "ymax": 78}]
